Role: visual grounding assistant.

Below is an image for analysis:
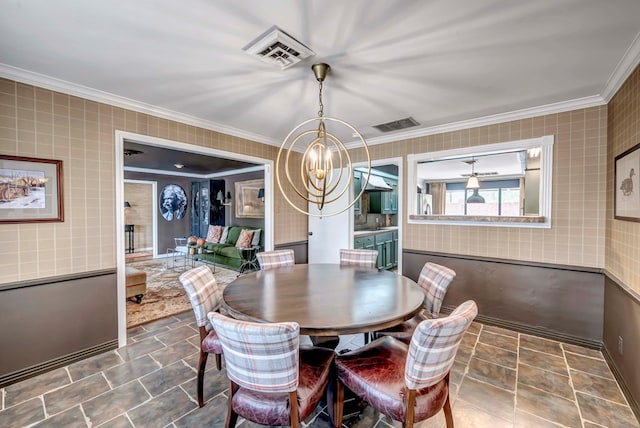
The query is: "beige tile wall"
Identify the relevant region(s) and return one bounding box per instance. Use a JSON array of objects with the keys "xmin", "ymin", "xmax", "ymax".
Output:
[
  {"xmin": 124, "ymin": 182, "xmax": 153, "ymax": 251},
  {"xmin": 607, "ymin": 64, "xmax": 640, "ymax": 293},
  {"xmin": 352, "ymin": 106, "xmax": 608, "ymax": 269},
  {"xmin": 0, "ymin": 78, "xmax": 309, "ymax": 283}
]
